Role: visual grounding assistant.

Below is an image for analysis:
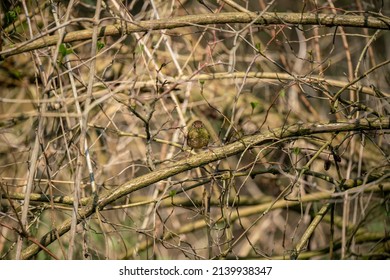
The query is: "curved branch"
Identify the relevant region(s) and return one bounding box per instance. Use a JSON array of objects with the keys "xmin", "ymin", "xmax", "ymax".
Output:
[
  {"xmin": 20, "ymin": 117, "xmax": 390, "ymax": 259},
  {"xmin": 2, "ymin": 12, "xmax": 389, "ymax": 58}
]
